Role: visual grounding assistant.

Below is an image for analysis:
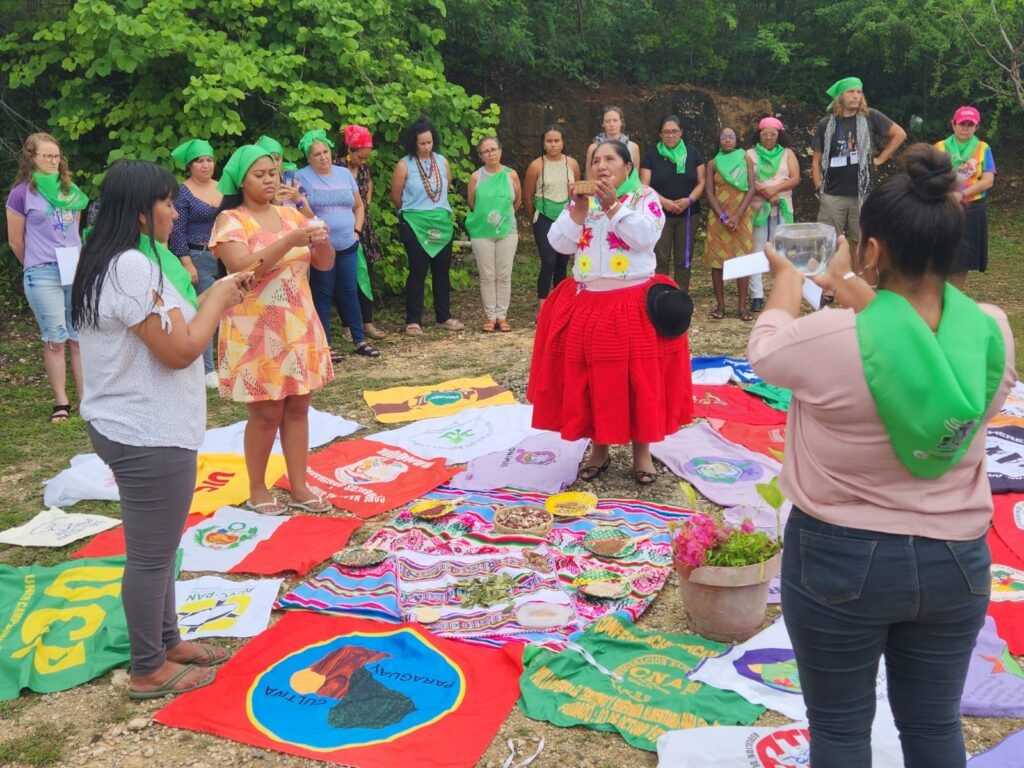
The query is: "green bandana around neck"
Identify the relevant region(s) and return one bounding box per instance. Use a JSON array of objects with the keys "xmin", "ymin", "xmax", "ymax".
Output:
[
  {"xmin": 217, "ymin": 145, "xmax": 274, "ymax": 195},
  {"xmin": 754, "ymin": 143, "xmax": 784, "ymax": 181},
  {"xmin": 136, "ymin": 235, "xmax": 199, "ymax": 309},
  {"xmin": 255, "ymin": 136, "xmax": 283, "ymax": 157},
  {"xmin": 402, "ymin": 208, "xmax": 453, "ymax": 258},
  {"xmin": 657, "ymin": 140, "xmax": 688, "ymax": 174},
  {"xmin": 714, "ymin": 149, "xmax": 748, "ymax": 191},
  {"xmin": 356, "ymin": 243, "xmax": 373, "ymax": 300},
  {"xmin": 171, "ymin": 139, "xmax": 215, "ymax": 169},
  {"xmin": 826, "ymin": 76, "xmax": 864, "ymax": 103},
  {"xmin": 299, "ymin": 129, "xmax": 334, "ymax": 157},
  {"xmin": 616, "ymin": 168, "xmax": 642, "ymax": 197},
  {"xmin": 465, "ymin": 167, "xmax": 514, "ymax": 239},
  {"xmin": 942, "ymin": 134, "xmax": 980, "ymax": 170},
  {"xmin": 32, "ymin": 172, "xmax": 89, "ymax": 213},
  {"xmin": 856, "ymin": 285, "xmax": 1005, "ymax": 479}
]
